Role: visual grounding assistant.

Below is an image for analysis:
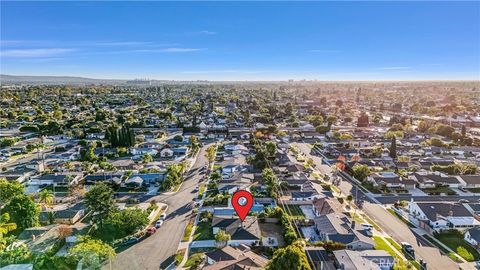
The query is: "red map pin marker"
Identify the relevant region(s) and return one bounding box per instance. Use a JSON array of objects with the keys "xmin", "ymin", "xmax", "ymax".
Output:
[{"xmin": 232, "ymin": 190, "xmax": 253, "ymax": 221}]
